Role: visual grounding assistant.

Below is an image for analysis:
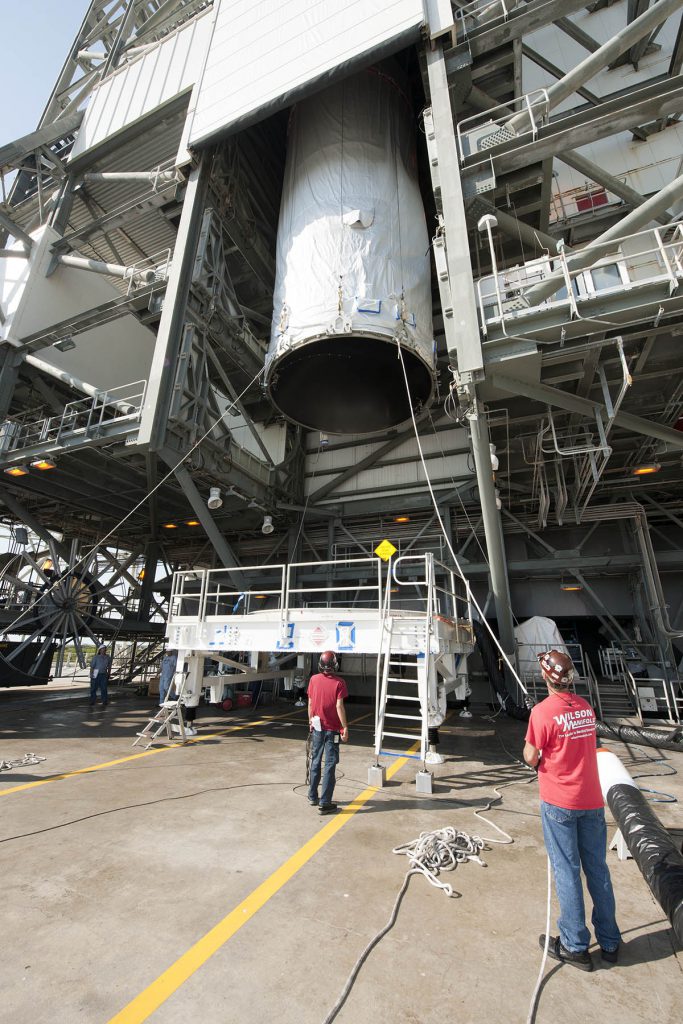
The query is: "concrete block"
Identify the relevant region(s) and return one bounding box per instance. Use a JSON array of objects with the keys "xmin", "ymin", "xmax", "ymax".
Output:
[
  {"xmin": 415, "ymin": 770, "xmax": 433, "ymax": 795},
  {"xmin": 368, "ymin": 764, "xmax": 386, "ymax": 788}
]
